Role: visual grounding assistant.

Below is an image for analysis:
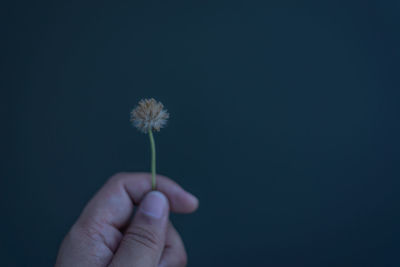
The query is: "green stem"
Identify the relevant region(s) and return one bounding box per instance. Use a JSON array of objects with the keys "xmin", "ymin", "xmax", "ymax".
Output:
[{"xmin": 148, "ymin": 128, "xmax": 156, "ymax": 190}]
